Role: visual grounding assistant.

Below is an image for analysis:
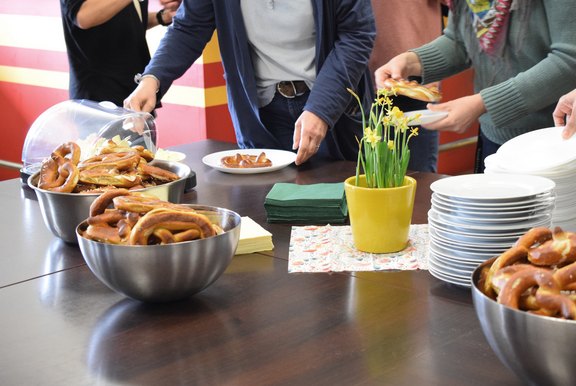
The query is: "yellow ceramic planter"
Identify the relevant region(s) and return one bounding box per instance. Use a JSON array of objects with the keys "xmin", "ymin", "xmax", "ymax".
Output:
[{"xmin": 344, "ymin": 175, "xmax": 417, "ymax": 253}]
